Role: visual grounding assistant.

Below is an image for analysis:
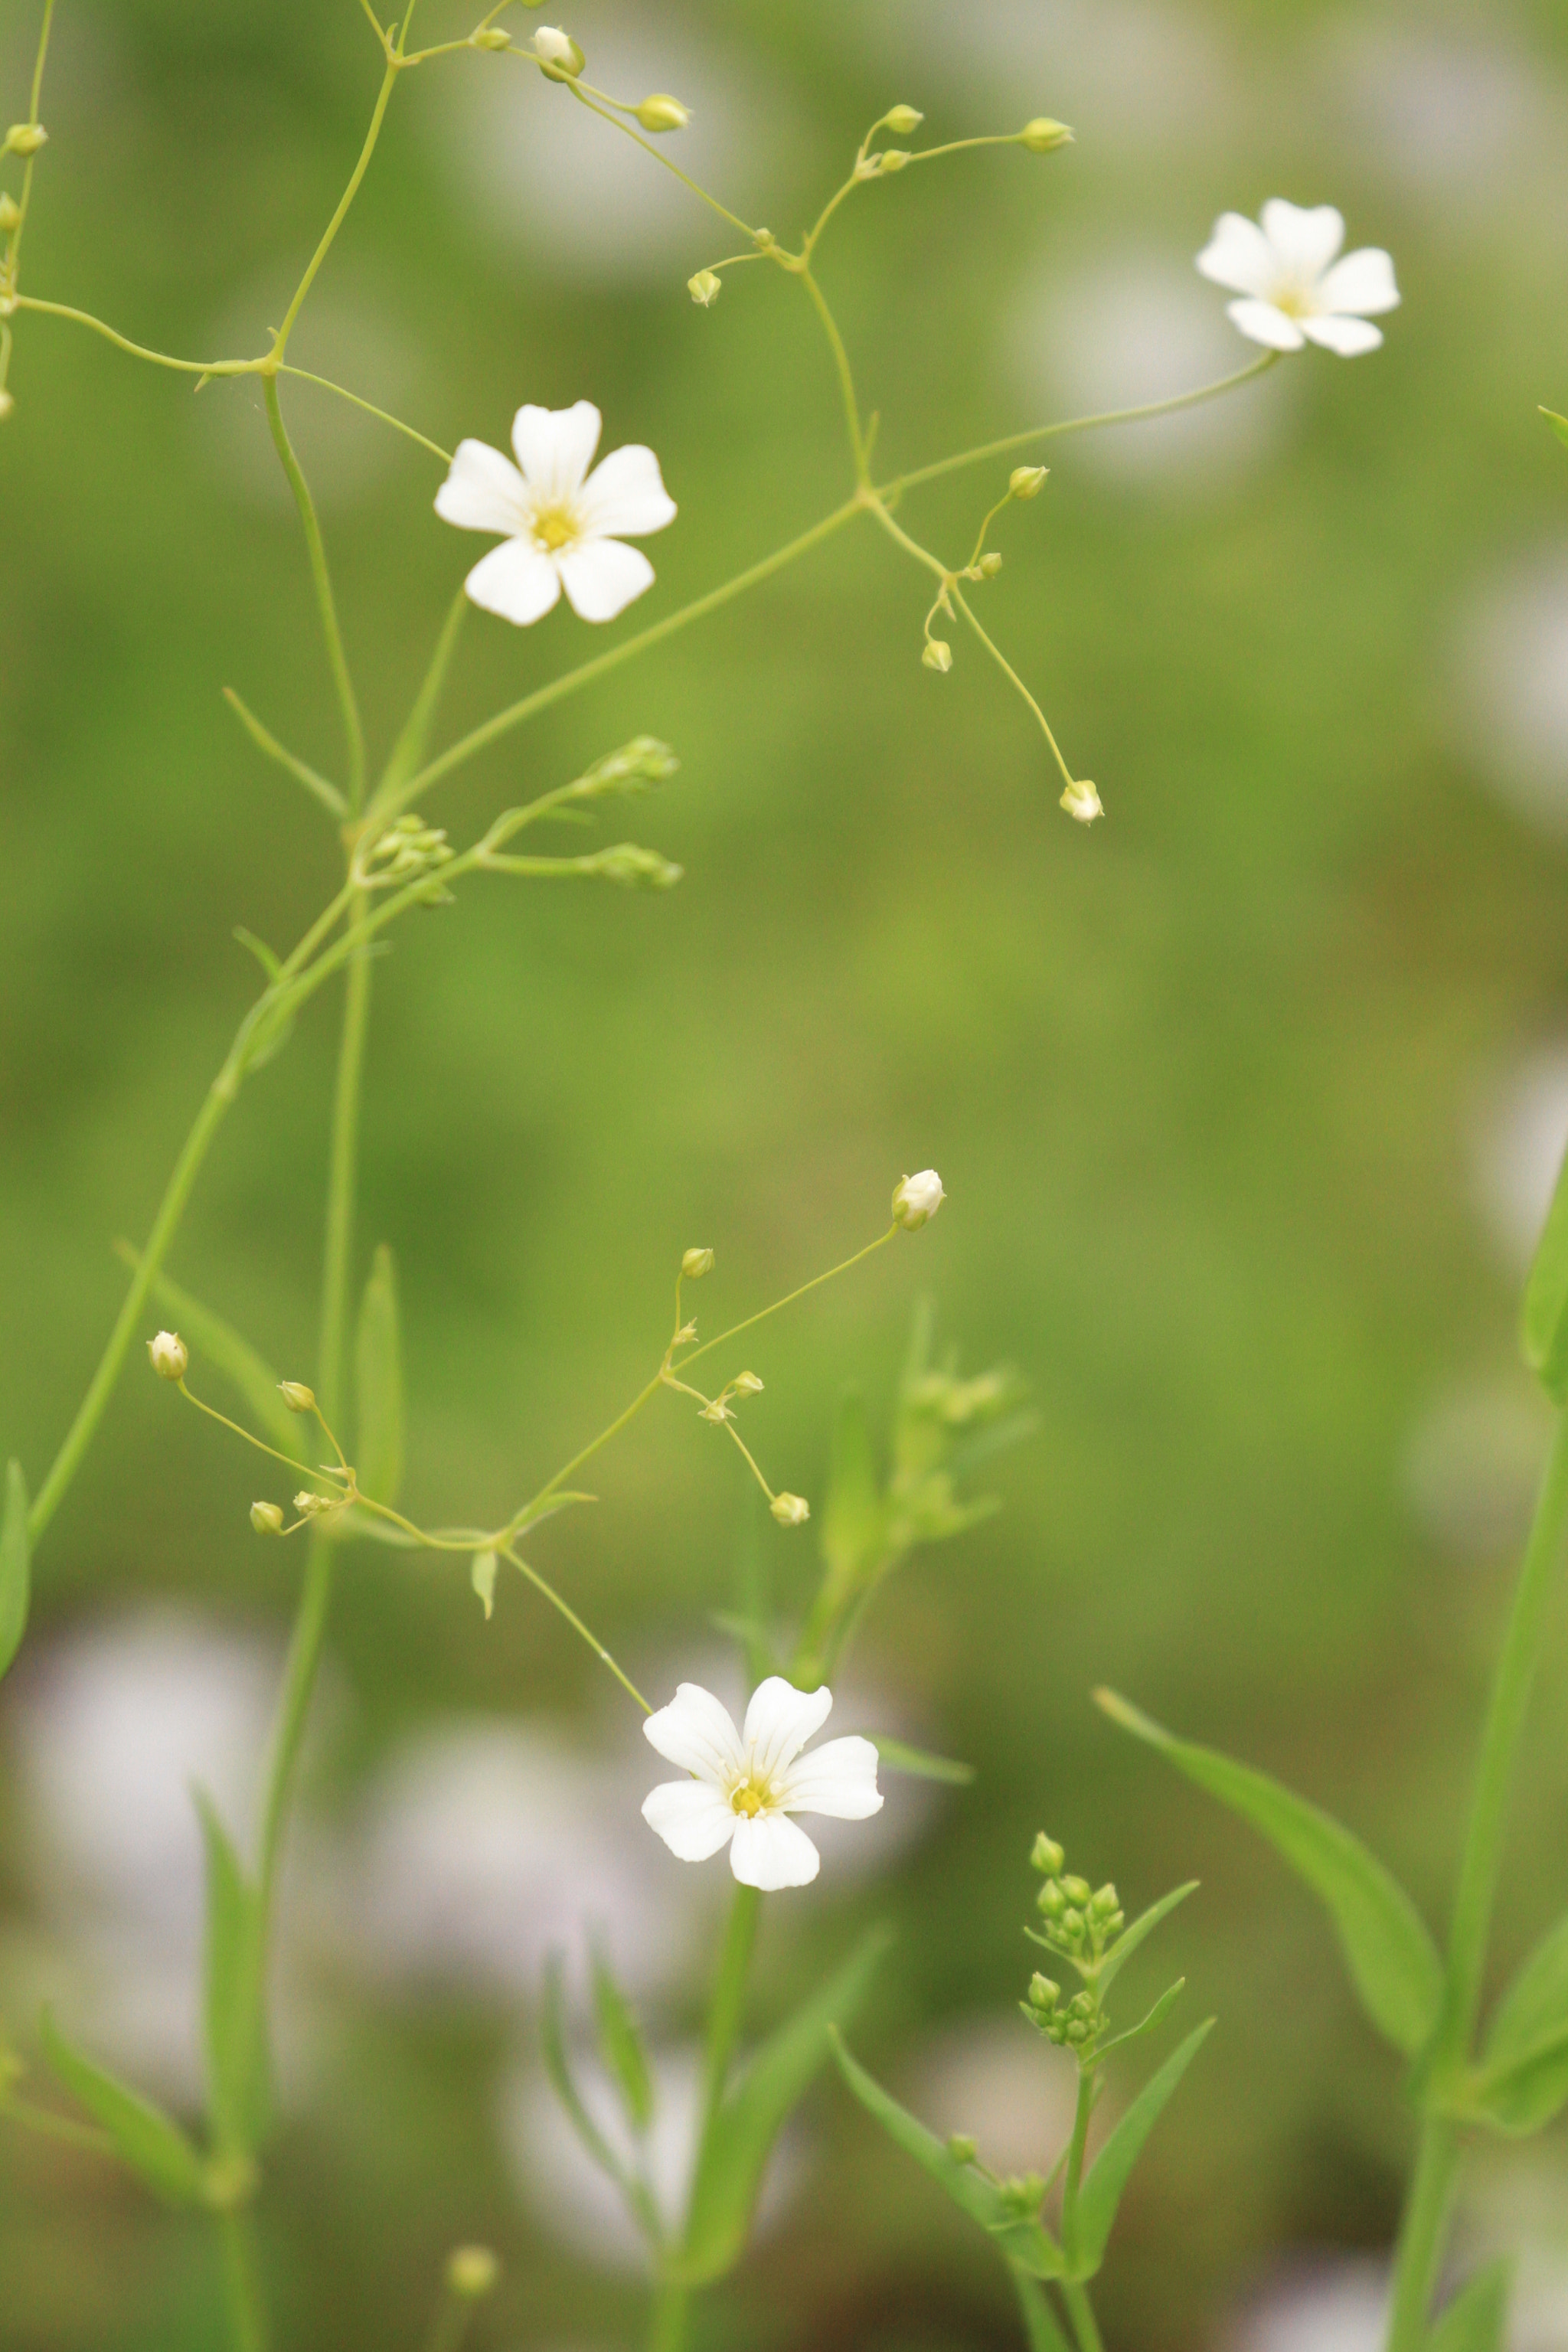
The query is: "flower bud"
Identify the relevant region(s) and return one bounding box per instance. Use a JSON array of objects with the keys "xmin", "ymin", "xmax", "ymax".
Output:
[
  {"xmin": 1068, "ymin": 1989, "xmax": 1095, "ymax": 2020},
  {"xmin": 1036, "ymin": 1880, "xmax": 1066, "ymax": 1919},
  {"xmin": 1106, "ymin": 1909, "xmax": 1125, "ymax": 1935},
  {"xmin": 884, "ymin": 104, "xmax": 924, "ymax": 136},
  {"xmin": 1060, "ymin": 1907, "xmax": 1085, "ymax": 1939},
  {"xmin": 1020, "ymin": 118, "xmax": 1072, "ymax": 152},
  {"xmin": 0, "ymin": 193, "xmax": 20, "ymax": 232},
  {"xmin": 1065, "ymin": 2018, "xmax": 1089, "ymax": 2044},
  {"xmin": 4, "ymin": 124, "xmax": 47, "ymax": 158},
  {"xmin": 946, "ymin": 2132, "xmax": 977, "ymax": 2164},
  {"xmin": 0, "ymin": 389, "xmax": 13, "ymax": 423},
  {"xmin": 682, "ymin": 1247, "xmax": 714, "ymax": 1279},
  {"xmin": 731, "ymin": 1370, "xmax": 765, "ymax": 1398},
  {"xmin": 593, "ymin": 842, "xmax": 683, "ymax": 888},
  {"xmin": 1028, "ymin": 1973, "xmax": 1060, "ymax": 2011},
  {"xmin": 673, "ymin": 1320, "xmax": 697, "ymax": 1347},
  {"xmin": 1089, "ymin": 1882, "xmax": 1119, "ymax": 1917},
  {"xmin": 977, "ymin": 551, "xmax": 1003, "ymax": 577},
  {"xmin": 1010, "ymin": 466, "xmax": 1047, "ymax": 499},
  {"xmin": 770, "ymin": 1491, "xmax": 810, "ymax": 1527},
  {"xmin": 1060, "ymin": 779, "xmax": 1103, "ymax": 825},
  {"xmin": 471, "ymin": 26, "xmax": 511, "ymax": 48},
  {"xmin": 1031, "ymin": 1832, "xmax": 1065, "ymax": 1876},
  {"xmin": 892, "ymin": 1169, "xmax": 946, "ymax": 1230},
  {"xmin": 534, "ymin": 25, "xmax": 584, "ymax": 75},
  {"xmin": 250, "ymin": 1501, "xmax": 285, "ymax": 1536},
  {"xmin": 148, "ymin": 1330, "xmax": 188, "ymax": 1381},
  {"xmin": 635, "ymin": 93, "xmax": 691, "ymax": 133},
  {"xmin": 278, "ymin": 1381, "xmax": 316, "ymax": 1413},
  {"xmin": 688, "ymin": 269, "xmax": 722, "ymax": 307},
  {"xmin": 1061, "ymin": 1875, "xmax": 1091, "ymax": 1905},
  {"xmin": 699, "ymin": 1397, "xmax": 733, "ymax": 1424},
  {"xmin": 446, "ymin": 2246, "xmax": 501, "ymax": 2301},
  {"xmin": 877, "ymin": 149, "xmax": 911, "ymax": 173},
  {"xmin": 922, "ymin": 639, "xmax": 952, "ymax": 673}
]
